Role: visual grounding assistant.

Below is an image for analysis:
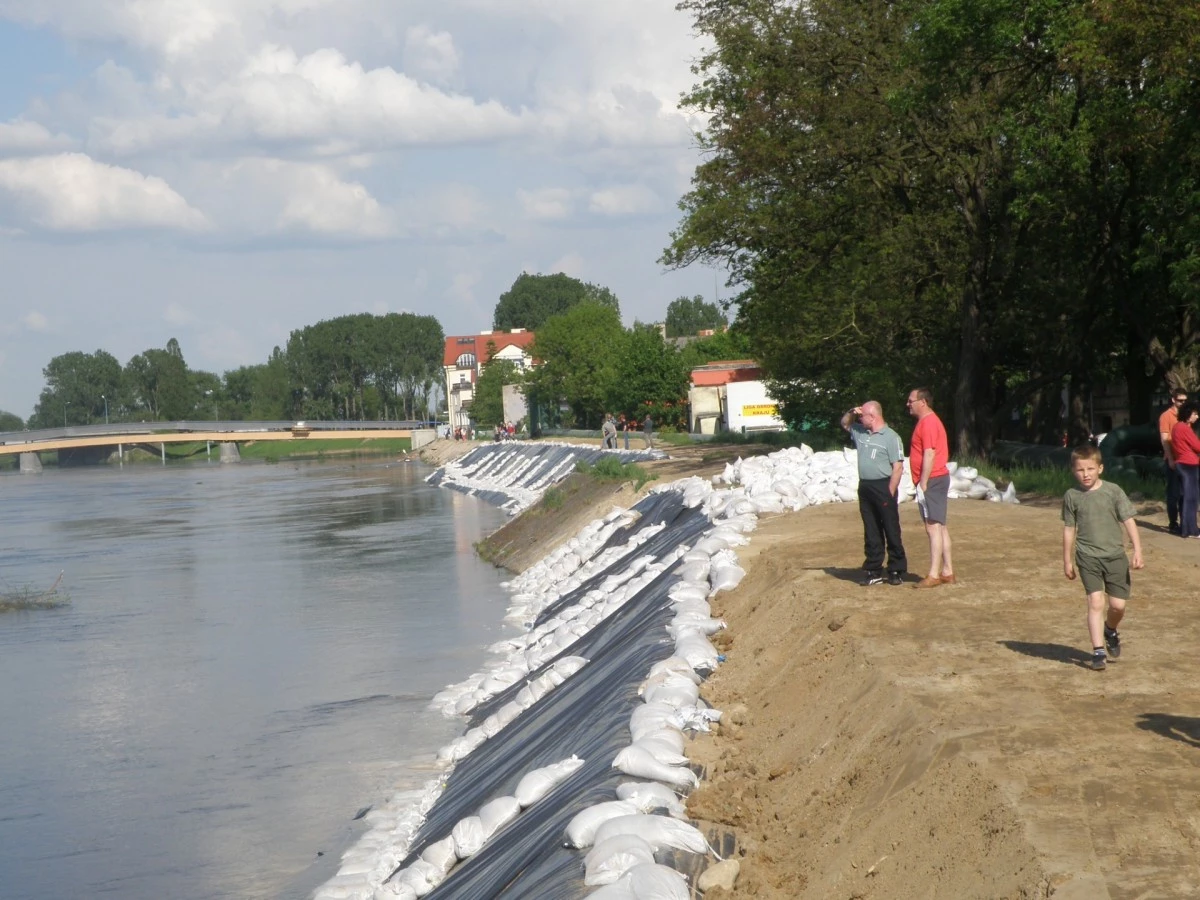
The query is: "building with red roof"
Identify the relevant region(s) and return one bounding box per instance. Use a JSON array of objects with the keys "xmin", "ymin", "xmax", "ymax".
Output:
[{"xmin": 444, "ymin": 329, "xmax": 537, "ymax": 431}]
